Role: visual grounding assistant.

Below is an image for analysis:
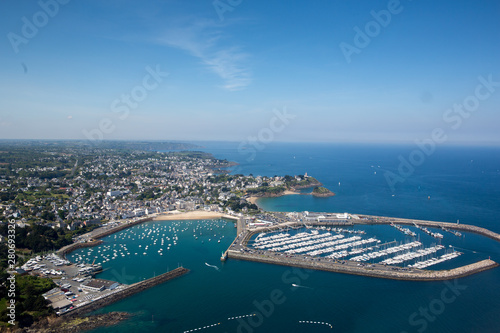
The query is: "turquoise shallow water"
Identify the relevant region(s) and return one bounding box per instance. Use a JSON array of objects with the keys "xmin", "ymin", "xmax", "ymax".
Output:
[
  {"xmin": 78, "ymin": 143, "xmax": 500, "ymax": 333},
  {"xmin": 78, "ymin": 219, "xmax": 500, "ymax": 333}
]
